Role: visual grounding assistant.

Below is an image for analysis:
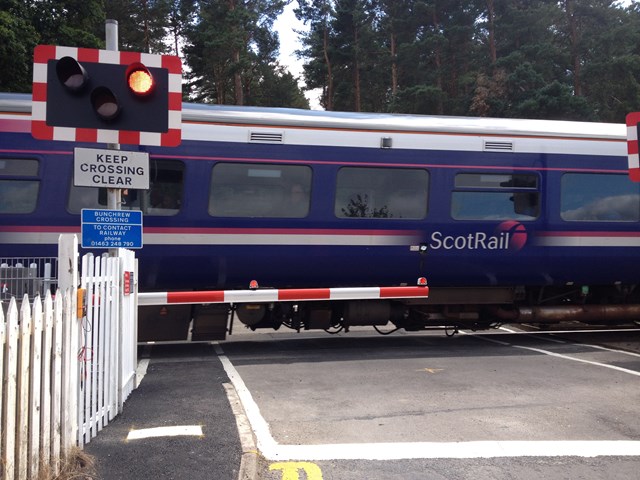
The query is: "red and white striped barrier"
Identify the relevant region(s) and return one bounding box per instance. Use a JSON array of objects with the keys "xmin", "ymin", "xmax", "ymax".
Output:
[
  {"xmin": 626, "ymin": 112, "xmax": 640, "ymax": 182},
  {"xmin": 138, "ymin": 280, "xmax": 429, "ymax": 306}
]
